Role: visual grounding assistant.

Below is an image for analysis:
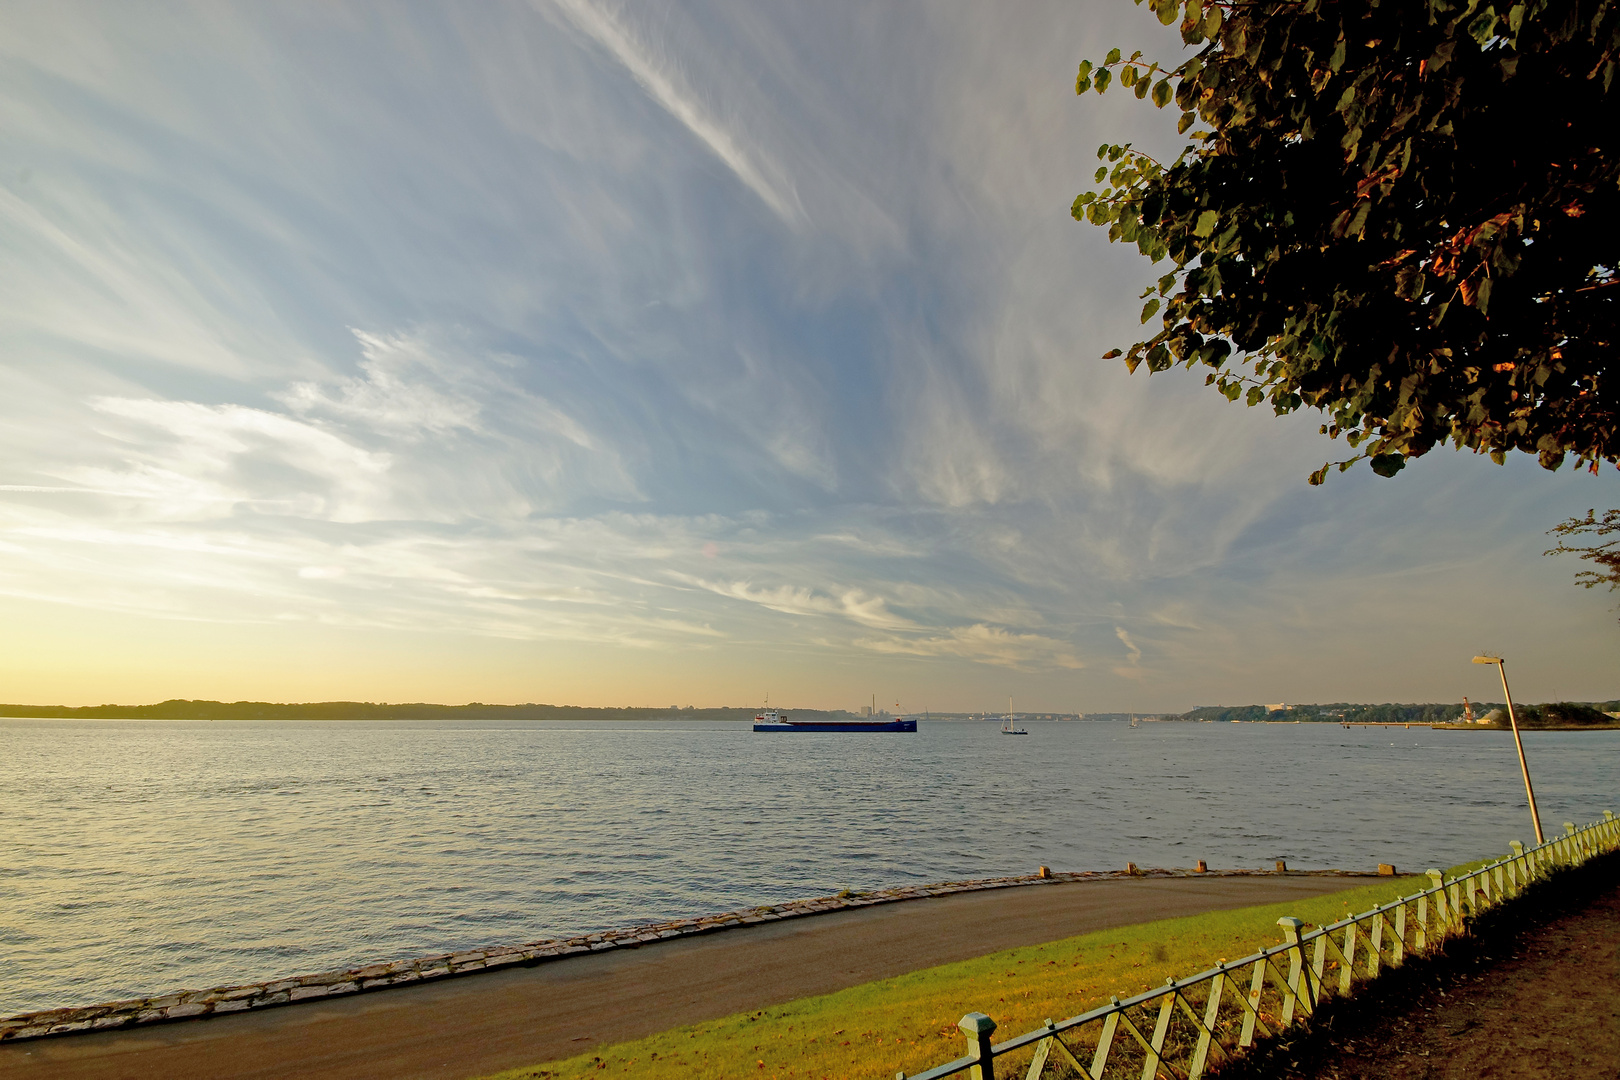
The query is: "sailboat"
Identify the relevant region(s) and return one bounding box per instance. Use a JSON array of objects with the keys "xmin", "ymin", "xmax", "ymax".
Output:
[{"xmin": 999, "ymin": 695, "xmax": 1028, "ymax": 735}]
